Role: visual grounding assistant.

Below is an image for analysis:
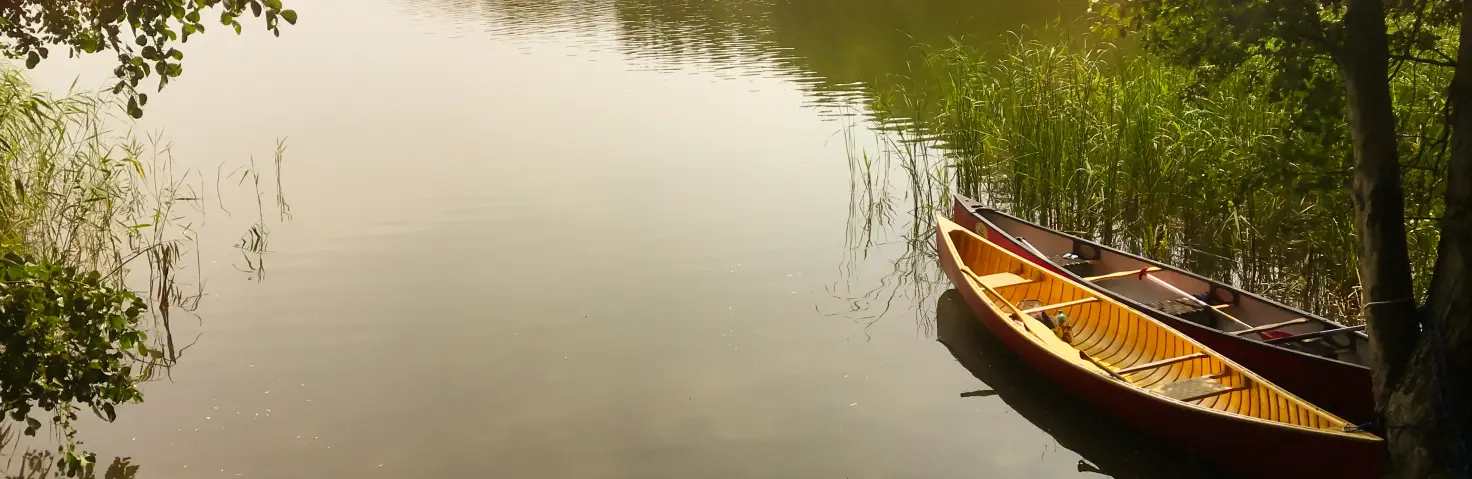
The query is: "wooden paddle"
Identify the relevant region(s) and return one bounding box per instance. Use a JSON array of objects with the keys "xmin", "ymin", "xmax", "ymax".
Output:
[
  {"xmin": 1138, "ymin": 270, "xmax": 1255, "ymax": 331},
  {"xmin": 1264, "ymin": 325, "xmax": 1367, "ymax": 344}
]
